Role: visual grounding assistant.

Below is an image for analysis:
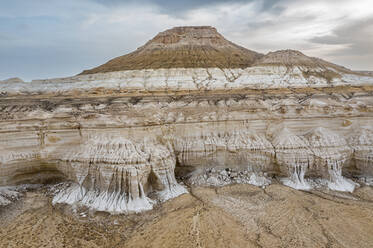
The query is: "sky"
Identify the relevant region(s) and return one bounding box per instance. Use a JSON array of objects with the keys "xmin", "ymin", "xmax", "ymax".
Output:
[{"xmin": 0, "ymin": 0, "xmax": 372, "ymax": 81}]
